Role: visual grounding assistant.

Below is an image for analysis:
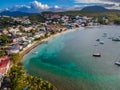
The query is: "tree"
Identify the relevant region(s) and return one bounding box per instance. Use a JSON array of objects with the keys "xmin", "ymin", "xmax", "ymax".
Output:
[
  {"xmin": 10, "ymin": 53, "xmax": 22, "ymax": 64},
  {"xmin": 9, "ymin": 65, "xmax": 26, "ymax": 90},
  {"xmin": 0, "ymin": 50, "xmax": 6, "ymax": 56},
  {"xmin": 114, "ymin": 19, "xmax": 120, "ymax": 25},
  {"xmin": 9, "ymin": 65, "xmax": 55, "ymax": 90},
  {"xmin": 0, "ymin": 34, "xmax": 9, "ymax": 45}
]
